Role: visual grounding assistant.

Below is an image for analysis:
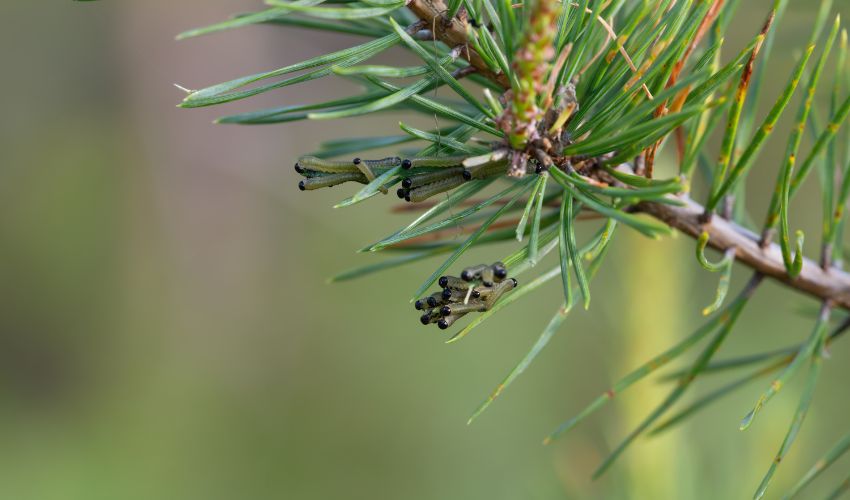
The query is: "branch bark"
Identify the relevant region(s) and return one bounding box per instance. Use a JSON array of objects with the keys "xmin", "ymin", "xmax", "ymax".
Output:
[
  {"xmin": 405, "ymin": 0, "xmax": 509, "ymax": 88},
  {"xmin": 637, "ymin": 197, "xmax": 850, "ymax": 310},
  {"xmin": 407, "ymin": 0, "xmax": 850, "ymax": 311}
]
